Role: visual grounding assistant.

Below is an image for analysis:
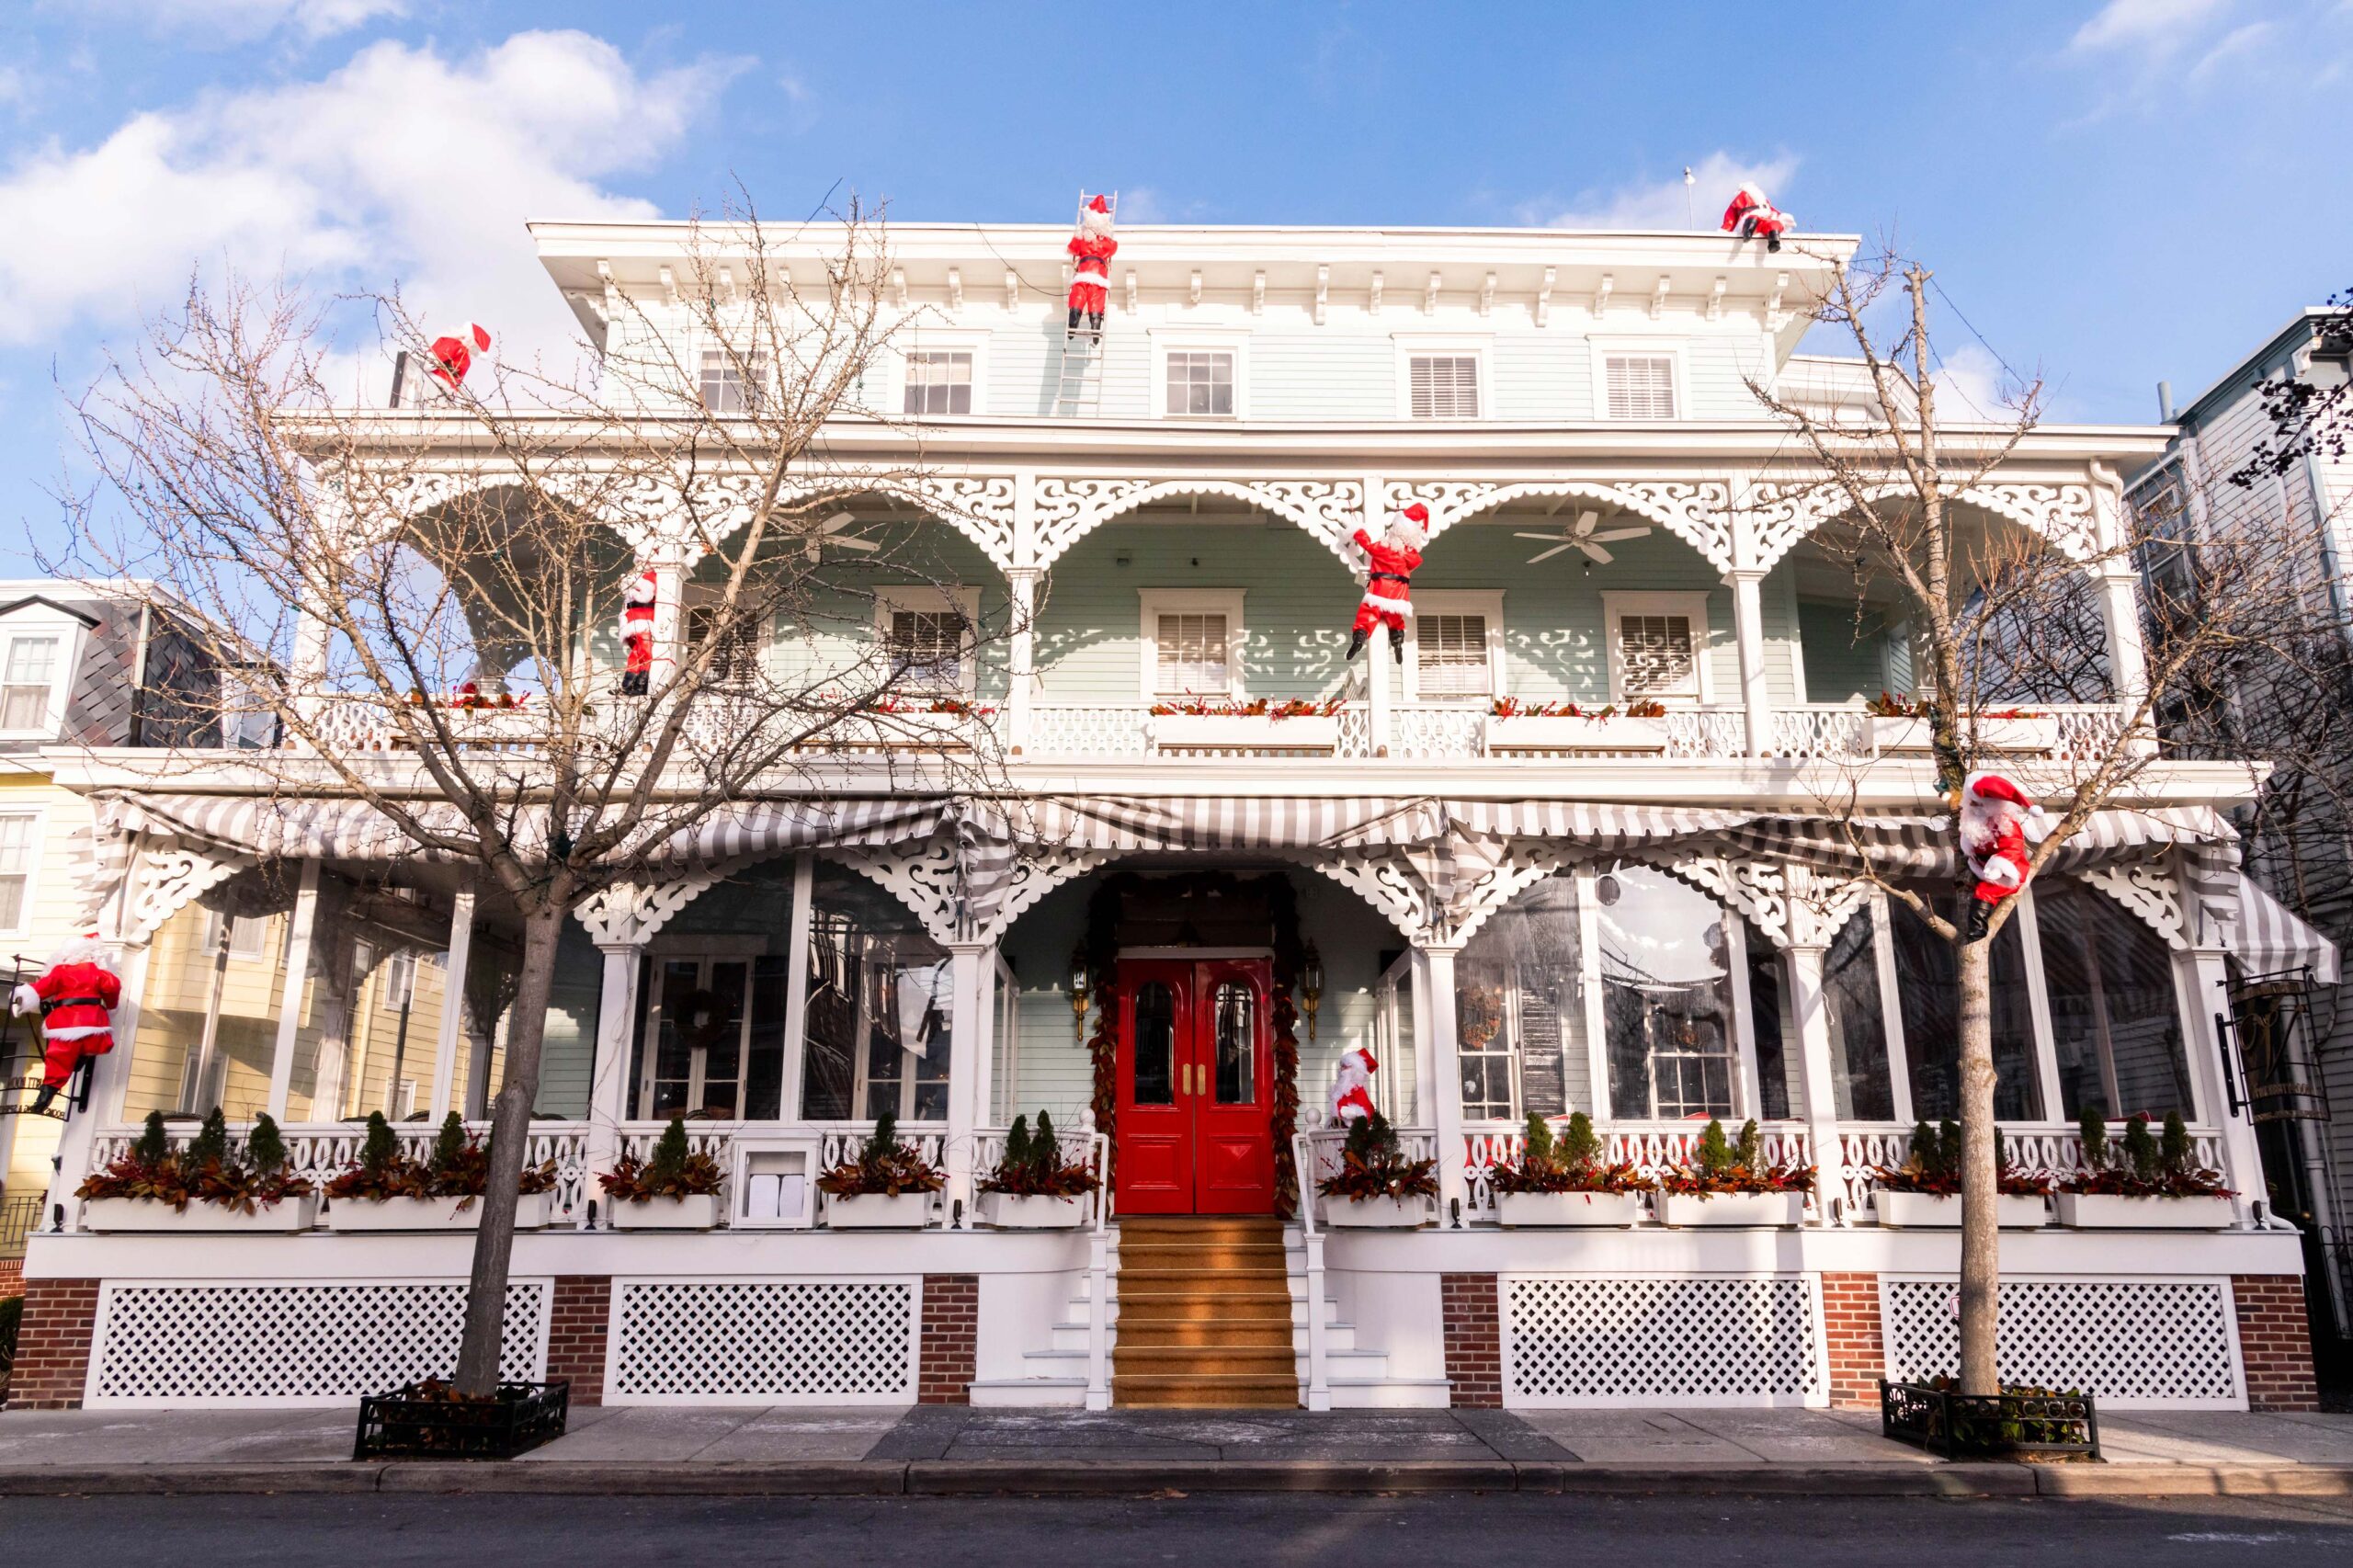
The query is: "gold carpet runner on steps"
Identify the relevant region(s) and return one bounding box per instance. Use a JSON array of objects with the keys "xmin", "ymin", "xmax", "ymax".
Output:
[{"xmin": 1110, "ymin": 1216, "xmax": 1298, "ymax": 1408}]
